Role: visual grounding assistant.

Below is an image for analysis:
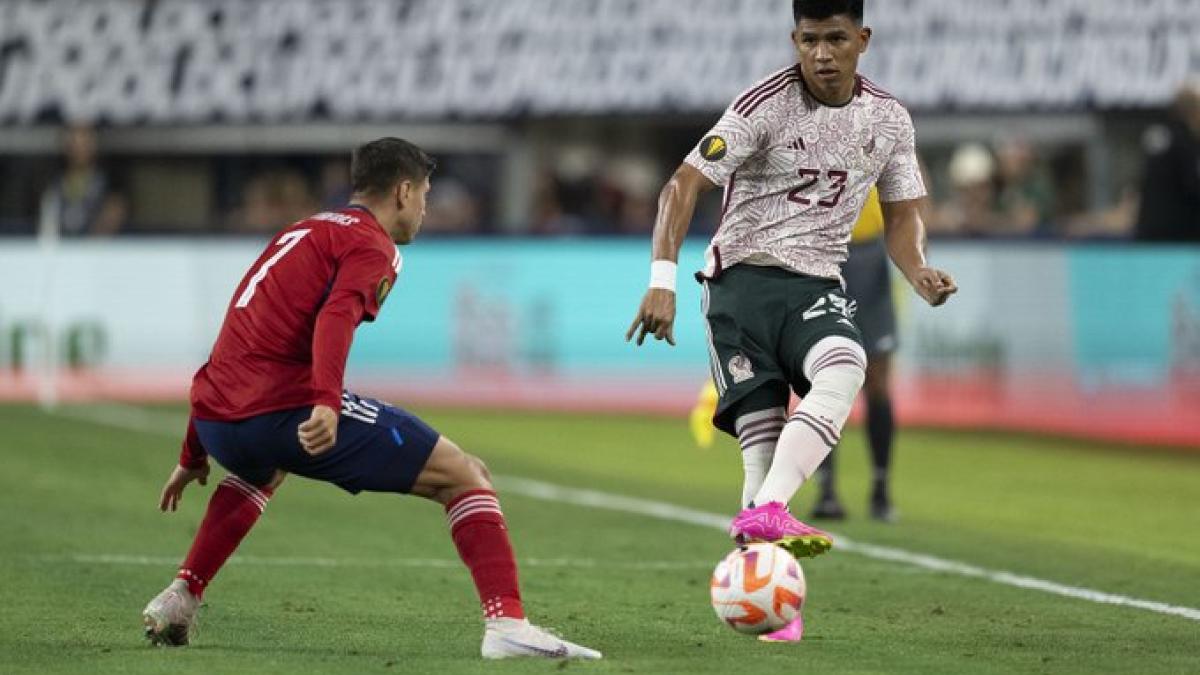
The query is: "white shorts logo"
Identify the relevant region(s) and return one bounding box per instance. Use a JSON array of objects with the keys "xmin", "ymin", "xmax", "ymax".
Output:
[
  {"xmin": 727, "ymin": 353, "xmax": 755, "ymax": 384},
  {"xmin": 802, "ymin": 293, "xmax": 857, "ymax": 321}
]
